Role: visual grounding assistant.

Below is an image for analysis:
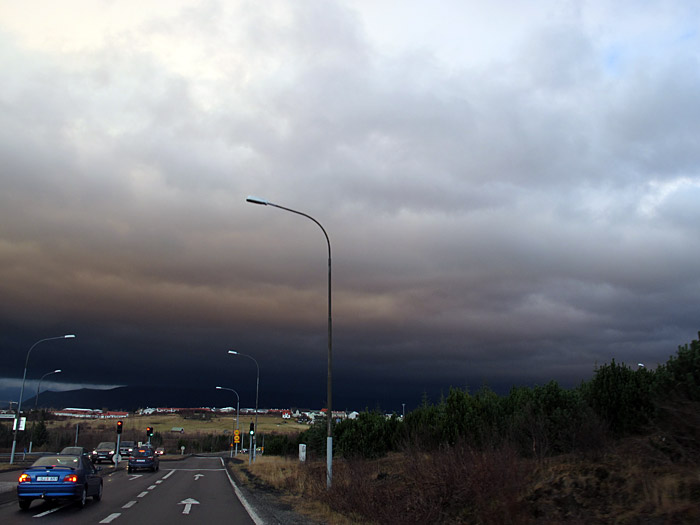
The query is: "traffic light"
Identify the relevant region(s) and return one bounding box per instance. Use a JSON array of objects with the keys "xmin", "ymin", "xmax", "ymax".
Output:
[
  {"xmin": 146, "ymin": 426, "xmax": 153, "ymax": 437},
  {"xmin": 249, "ymin": 422, "xmax": 254, "ymax": 435},
  {"xmin": 117, "ymin": 420, "xmax": 123, "ymax": 434}
]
